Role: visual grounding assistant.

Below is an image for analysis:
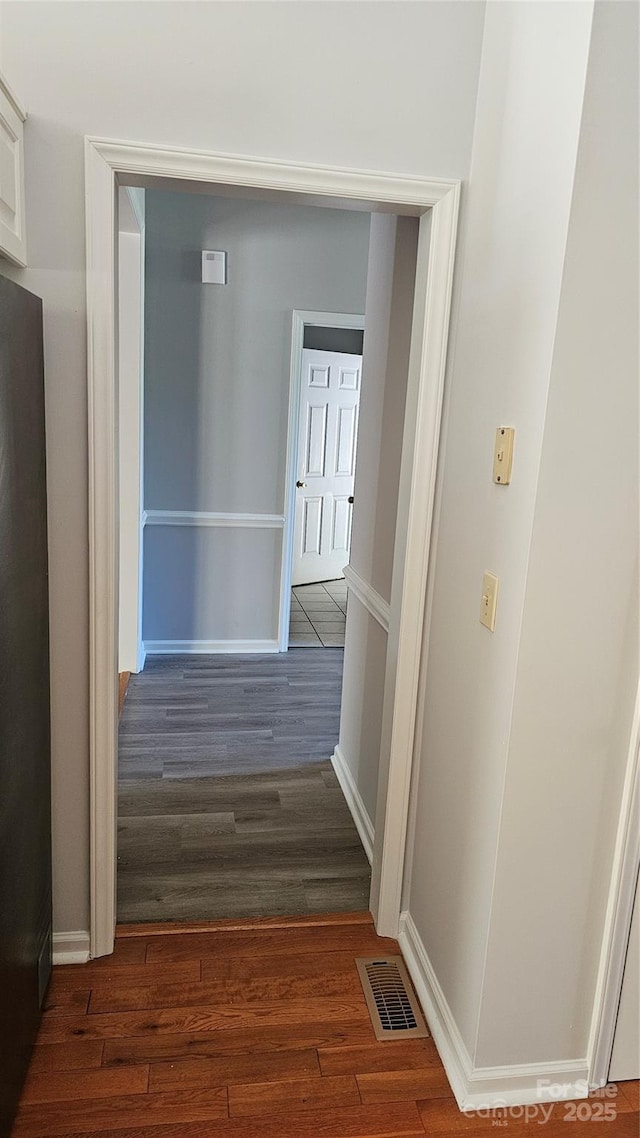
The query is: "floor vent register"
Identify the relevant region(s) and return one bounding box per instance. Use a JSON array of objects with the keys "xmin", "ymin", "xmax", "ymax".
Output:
[{"xmin": 355, "ymin": 955, "xmax": 429, "ymax": 1041}]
